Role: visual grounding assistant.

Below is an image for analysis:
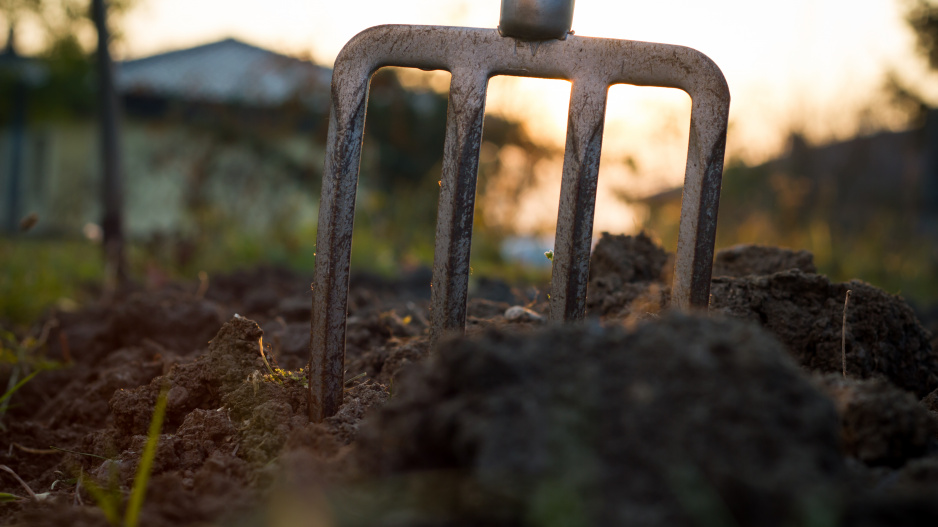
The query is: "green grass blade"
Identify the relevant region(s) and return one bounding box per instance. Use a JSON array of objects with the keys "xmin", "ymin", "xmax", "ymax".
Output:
[
  {"xmin": 0, "ymin": 370, "xmax": 40, "ymax": 406},
  {"xmin": 0, "ymin": 492, "xmax": 24, "ymax": 502},
  {"xmin": 48, "ymin": 446, "xmax": 110, "ymax": 460},
  {"xmin": 81, "ymin": 477, "xmax": 121, "ymax": 526},
  {"xmin": 124, "ymin": 384, "xmax": 169, "ymax": 527}
]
